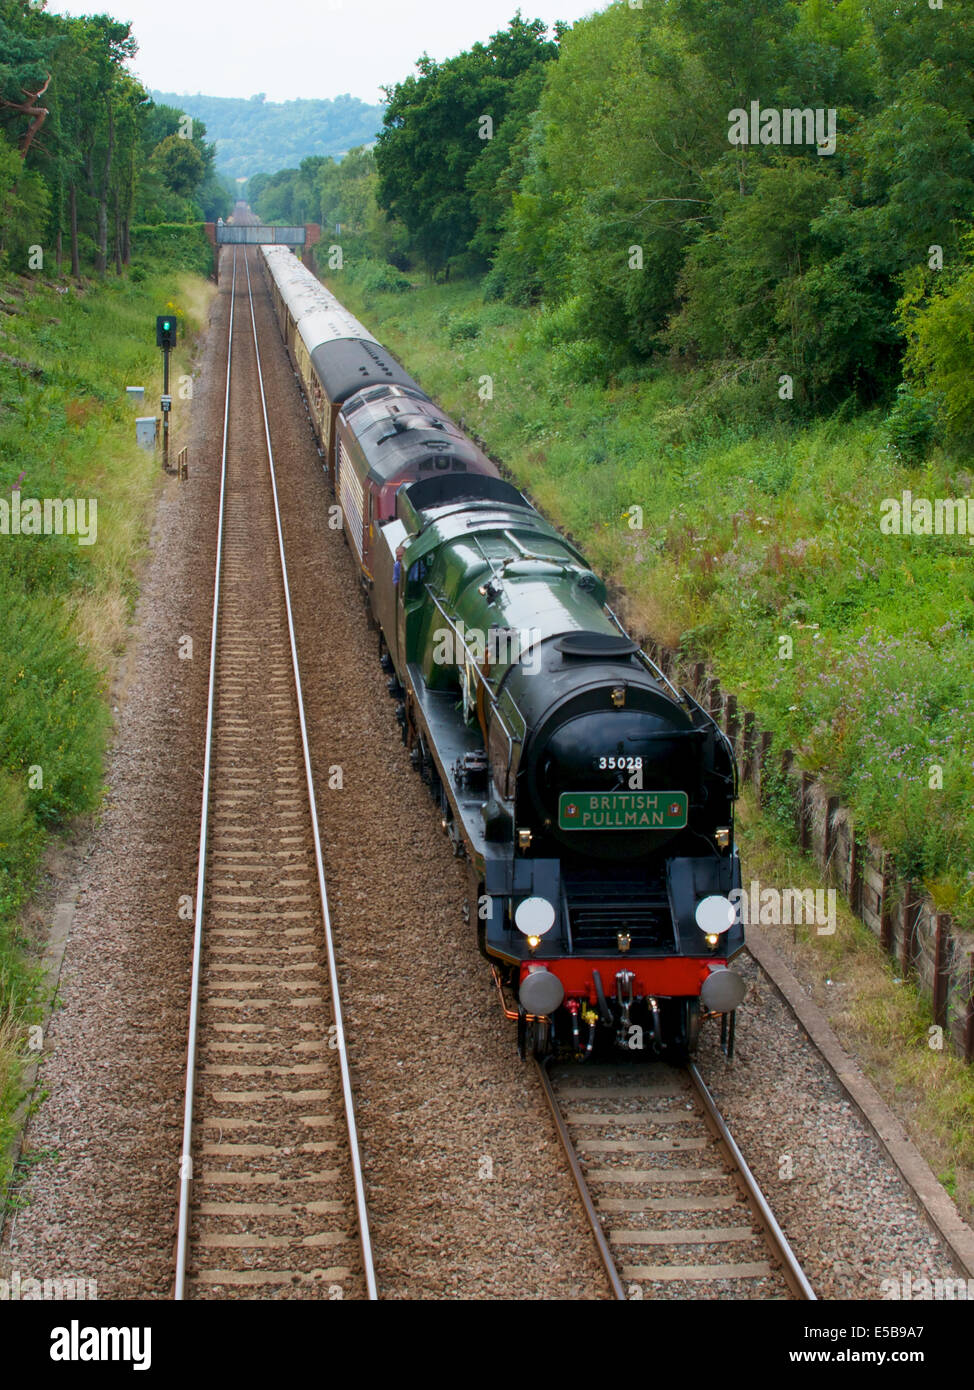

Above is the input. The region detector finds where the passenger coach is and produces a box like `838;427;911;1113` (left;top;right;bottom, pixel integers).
260;244;421;479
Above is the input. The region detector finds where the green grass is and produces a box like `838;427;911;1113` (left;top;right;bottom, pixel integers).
327;262;974;926
0;263;213;1196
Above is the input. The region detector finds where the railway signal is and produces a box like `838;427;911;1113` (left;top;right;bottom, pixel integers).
156;314;176;348
156;314;176;473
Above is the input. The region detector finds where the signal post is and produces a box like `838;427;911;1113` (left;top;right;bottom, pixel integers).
156;313;176;473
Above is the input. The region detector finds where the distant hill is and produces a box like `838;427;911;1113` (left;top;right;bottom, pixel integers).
150;91;386;182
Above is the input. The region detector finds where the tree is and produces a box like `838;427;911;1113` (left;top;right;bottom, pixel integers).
466;60;548;262
898;232;974;445
0;128;49;269
491;3;717;342
375;15;559;275
0;1;216;275
153;132;205;198
82;16;137;273
0;9;54;157
309;145;407;265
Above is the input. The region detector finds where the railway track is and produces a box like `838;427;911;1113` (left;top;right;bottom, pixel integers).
173;245;376;1300
535;1057;815;1301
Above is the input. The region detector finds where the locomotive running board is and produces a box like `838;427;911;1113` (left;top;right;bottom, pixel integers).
406;661;494;859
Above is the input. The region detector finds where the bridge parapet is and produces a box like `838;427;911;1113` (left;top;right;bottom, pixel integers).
202;223;322;280
215;224;308;245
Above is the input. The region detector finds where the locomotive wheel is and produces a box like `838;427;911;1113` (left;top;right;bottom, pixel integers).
666;999;701;1063
686;998;701;1056
525;1017;550;1060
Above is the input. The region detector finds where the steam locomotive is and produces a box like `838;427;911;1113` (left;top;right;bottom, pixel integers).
260;244;747;1060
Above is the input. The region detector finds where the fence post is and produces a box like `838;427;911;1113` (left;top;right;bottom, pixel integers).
708;678;720;720
880;854;894;953
798;771;811;851
900;881;916;977
965;952;974;1063
724;693;738;748
823;795;840;879
932;913;949;1029
756;730;772;802
702;675;715;718
849;832;861;918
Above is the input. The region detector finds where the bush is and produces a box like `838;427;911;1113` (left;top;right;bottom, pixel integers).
129;223;213;277
481;266;506;301
0;134;50;274
550;338;614;385
0;585;109;828
898;255;974;447
884;382;938;461
531;294;587;347
349;258;412;295
479;303;517;329
447;314;481;345
446;251;487;281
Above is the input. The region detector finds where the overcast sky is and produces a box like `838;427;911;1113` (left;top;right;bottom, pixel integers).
52;0;602;105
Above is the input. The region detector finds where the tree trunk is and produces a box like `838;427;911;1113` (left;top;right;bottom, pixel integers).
56;228;62;275
122;145;134;265
114;188;122;274
96;98;114;275
69;183;80;277
96;203;107;273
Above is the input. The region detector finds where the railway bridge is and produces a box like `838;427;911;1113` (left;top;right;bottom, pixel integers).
203;214;322;277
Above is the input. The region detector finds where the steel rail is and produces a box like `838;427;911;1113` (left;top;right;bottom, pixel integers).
686;1062;816;1300
535;1055;815;1302
243;251;377;1299
174;246;237;1299
533;1057;627;1300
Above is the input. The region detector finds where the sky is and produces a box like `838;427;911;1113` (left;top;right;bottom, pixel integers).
52;0;603;105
